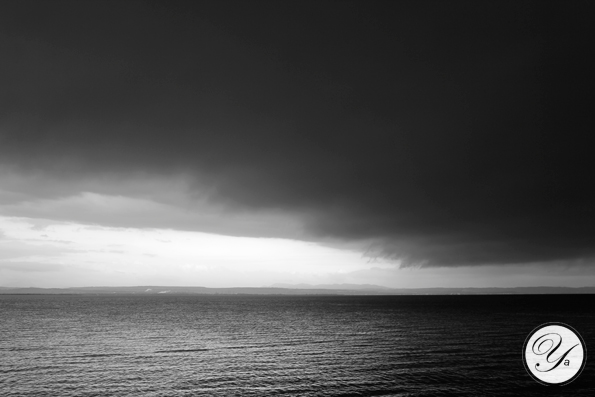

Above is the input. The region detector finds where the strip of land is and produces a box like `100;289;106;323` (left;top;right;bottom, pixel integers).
0;285;594;295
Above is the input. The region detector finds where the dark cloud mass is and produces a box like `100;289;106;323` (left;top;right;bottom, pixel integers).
1;0;594;266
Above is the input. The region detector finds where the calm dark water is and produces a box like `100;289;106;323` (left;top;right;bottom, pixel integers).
1;294;594;396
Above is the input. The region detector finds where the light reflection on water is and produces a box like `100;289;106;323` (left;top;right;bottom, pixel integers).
1;295;593;396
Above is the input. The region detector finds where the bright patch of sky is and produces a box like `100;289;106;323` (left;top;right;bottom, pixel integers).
2;213;594;289
0;215;397;288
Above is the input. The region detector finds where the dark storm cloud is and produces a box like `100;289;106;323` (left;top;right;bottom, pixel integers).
1;1;593;266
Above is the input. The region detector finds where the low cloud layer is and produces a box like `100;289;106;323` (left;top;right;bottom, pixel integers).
1;1;593;268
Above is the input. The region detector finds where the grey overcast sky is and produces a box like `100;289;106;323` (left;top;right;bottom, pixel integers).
1;1;594;288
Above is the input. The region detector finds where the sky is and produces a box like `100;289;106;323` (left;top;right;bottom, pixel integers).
1;1;594;288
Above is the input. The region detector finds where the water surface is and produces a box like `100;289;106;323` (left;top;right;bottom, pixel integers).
1;294;594;396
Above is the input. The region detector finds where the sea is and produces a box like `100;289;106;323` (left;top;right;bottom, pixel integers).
1;294;594;396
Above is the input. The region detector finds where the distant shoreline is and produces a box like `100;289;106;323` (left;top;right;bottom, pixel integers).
1;285;594;296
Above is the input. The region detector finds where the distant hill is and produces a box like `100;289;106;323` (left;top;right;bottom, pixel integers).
269;283;394;291
0;285;594;295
